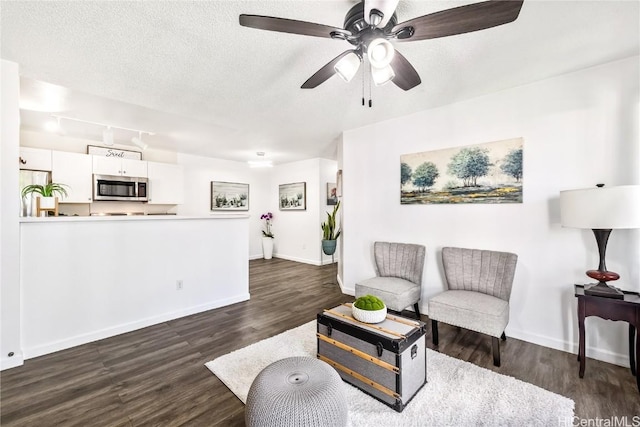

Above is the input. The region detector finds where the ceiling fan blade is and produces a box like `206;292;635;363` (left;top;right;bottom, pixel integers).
392;0;524;42
364;0;400;28
390;51;421;91
239;15;350;39
301;50;356;89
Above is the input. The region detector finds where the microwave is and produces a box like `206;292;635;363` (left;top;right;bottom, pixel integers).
93;174;148;202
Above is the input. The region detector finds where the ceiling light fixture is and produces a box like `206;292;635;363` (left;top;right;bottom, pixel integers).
371;64;395;86
248;160;273;168
102;127;114;146
49;115;154;149
248;151;273;168
44;116;63;133
131;131;148;151
367;38;395;69
334;51;362;82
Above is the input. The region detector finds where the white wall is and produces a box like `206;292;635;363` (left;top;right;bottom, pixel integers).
176;152;271;259
341;56;640;367
1;60;23;370
176;155;338;264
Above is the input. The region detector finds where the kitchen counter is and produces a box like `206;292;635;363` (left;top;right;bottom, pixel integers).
20;214;249;223
20;214;250;359
19;213;249;222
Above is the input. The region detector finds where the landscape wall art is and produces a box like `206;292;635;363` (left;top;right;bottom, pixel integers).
400;138;523;204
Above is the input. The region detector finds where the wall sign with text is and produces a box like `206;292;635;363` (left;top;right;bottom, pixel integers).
87;145;142;160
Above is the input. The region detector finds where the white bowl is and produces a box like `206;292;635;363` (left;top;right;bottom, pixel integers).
352;304;387;324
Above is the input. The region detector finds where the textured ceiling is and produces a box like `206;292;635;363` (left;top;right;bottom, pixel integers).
1;1;638;165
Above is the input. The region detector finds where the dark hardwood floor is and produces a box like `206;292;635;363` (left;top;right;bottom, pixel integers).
1;258;638;426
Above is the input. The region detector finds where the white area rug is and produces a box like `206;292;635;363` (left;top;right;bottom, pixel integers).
206;321;574;426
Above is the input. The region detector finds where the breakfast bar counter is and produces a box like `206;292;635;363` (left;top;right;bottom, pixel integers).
19;214;250;359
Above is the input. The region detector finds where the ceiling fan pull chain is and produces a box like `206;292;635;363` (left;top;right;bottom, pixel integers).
368;61;372;108
361;58;365;106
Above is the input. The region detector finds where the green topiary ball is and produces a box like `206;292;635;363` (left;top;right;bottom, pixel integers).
353;295;385;311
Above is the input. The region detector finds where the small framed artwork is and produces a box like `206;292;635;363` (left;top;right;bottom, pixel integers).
211;181;249;211
279;182;306;210
326;183;338;205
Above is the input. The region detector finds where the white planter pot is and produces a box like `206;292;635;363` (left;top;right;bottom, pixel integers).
39;196;56;209
262;237;274;260
352;305;387;324
37;196;57;217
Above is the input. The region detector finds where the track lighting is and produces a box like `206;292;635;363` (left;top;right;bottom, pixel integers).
48;115;154;149
131;132;148;151
44;116;63;134
102;127;114;146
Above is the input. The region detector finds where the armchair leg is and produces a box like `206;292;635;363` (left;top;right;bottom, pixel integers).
413;303;421;320
432;320;439;346
492;336;501;367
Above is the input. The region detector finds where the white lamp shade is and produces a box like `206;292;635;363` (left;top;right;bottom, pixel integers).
371;64;395;86
367;38;394;69
334;52;361;82
560;185;640;229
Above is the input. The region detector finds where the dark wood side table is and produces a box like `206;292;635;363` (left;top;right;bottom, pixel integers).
574;284;640;393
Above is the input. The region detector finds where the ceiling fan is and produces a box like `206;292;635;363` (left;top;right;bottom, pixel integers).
239;0;524;91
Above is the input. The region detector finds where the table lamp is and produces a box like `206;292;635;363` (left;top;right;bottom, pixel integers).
560;184;640;299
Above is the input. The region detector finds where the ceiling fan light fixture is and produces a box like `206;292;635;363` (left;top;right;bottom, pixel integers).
371;64;395;86
368;9;383;27
367;38;394;69
334;52;361;82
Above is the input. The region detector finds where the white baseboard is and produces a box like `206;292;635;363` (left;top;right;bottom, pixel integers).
273;253;321;266
23;293;250;360
1;351;24;371
507;327;629;368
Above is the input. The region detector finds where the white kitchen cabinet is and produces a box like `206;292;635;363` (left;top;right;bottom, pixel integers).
147;161;184;204
92;156;147;177
52;151;93;203
19;147;52;171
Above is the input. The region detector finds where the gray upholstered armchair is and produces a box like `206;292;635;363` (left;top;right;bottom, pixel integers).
355;242;426;320
428;247;518;367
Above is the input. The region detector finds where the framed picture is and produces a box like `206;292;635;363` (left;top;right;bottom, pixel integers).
326;182;338;205
279;182;306;210
400;137;523;204
211;181;249;211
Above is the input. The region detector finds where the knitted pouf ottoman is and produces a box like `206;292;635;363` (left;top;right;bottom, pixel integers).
245;356;348;427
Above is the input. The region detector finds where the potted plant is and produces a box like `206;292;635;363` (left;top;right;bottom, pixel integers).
21;182;69;216
260;212;274;259
352;295;387;323
321;201;341;256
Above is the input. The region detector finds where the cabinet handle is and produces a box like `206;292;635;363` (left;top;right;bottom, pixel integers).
19;157;26;165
